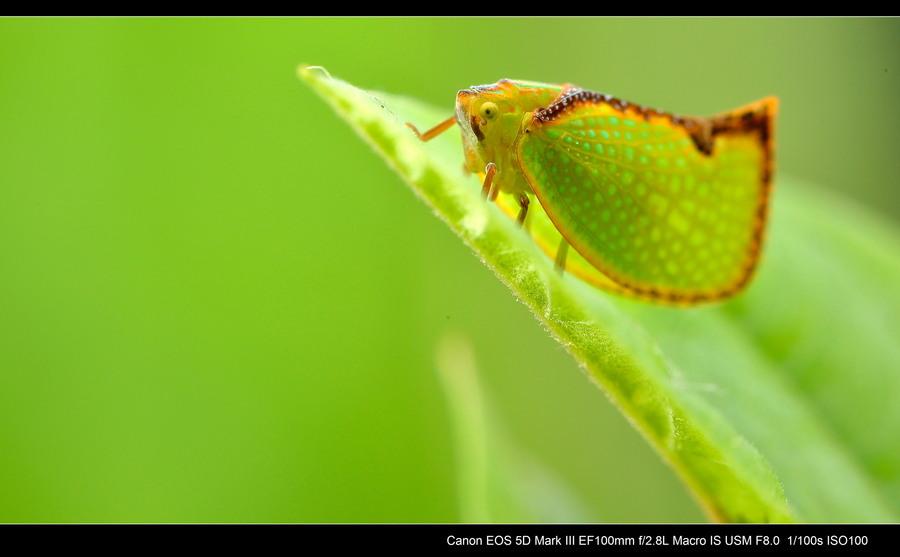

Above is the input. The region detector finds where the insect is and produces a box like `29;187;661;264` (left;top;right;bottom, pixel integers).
408;80;777;304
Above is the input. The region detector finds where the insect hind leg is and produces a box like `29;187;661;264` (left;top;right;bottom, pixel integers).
554;237;569;274
516;192;529;227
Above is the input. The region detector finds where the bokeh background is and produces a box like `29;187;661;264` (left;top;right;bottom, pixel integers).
1;18;898;522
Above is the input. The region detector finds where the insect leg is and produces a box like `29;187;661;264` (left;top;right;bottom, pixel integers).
481;162;497;199
406;115;457;142
488;184;500;202
516;192;529;227
554;237;569;274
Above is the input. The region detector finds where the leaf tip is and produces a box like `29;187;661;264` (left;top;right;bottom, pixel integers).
297;64;333;82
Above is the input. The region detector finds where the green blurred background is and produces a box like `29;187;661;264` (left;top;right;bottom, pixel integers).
1;18;898;522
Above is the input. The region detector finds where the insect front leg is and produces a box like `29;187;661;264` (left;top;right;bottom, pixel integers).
481;162;498;200
406;115;457;142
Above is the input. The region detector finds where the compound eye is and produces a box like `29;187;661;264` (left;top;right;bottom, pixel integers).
479;102;499;122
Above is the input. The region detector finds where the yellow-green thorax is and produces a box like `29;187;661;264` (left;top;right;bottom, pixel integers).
455;80;565;196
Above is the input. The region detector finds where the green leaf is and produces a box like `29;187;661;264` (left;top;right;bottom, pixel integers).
299;66;900;523
435;333;594;523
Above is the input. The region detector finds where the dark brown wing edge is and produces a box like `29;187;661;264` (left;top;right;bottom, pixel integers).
699;96;779;302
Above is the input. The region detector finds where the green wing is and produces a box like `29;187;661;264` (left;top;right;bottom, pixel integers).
516;94;775;303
